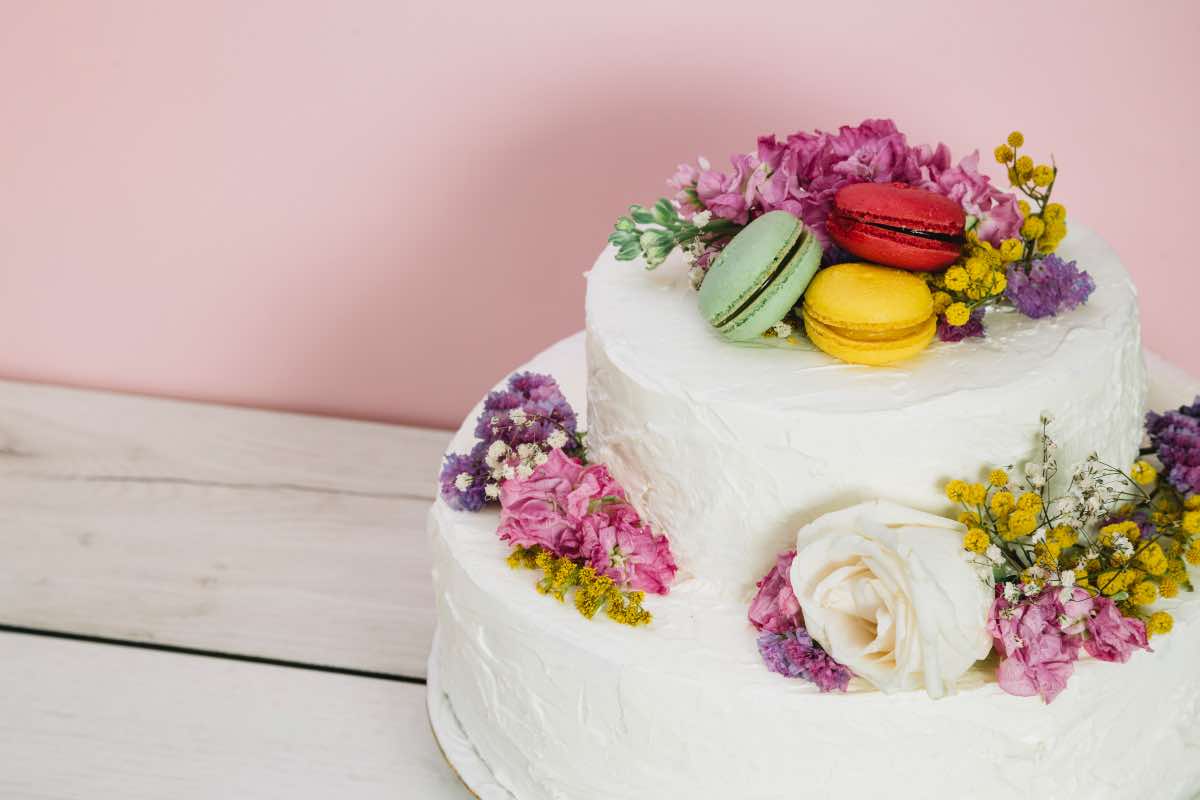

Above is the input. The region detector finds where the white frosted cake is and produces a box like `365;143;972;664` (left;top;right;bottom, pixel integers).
428;122;1200;799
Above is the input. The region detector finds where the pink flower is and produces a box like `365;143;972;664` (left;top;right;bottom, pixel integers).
564;462;626;520
916;150;1021;245
987;589;1084;703
1084;596;1150;663
748;550;801;634
695;153;758;224
497;449;588;555
578;505;677;595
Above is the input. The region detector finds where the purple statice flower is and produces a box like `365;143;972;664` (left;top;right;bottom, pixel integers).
757;629;852;693
1005;254;1096;320
937;306;987;343
1146;398;1200;496
438;448;490;512
474;372;578;447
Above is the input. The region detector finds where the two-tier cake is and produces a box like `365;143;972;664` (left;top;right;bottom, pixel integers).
427;122;1200;799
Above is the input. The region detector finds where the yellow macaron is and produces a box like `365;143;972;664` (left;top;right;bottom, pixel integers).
801;262;936;366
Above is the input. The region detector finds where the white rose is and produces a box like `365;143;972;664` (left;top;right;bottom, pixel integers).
789;500;993;698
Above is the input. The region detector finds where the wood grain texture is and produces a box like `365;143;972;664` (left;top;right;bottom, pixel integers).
0;378;451;677
0;631;472;800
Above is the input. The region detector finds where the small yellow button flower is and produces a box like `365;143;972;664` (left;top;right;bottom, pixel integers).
963;528;990;554
945;479;969;503
1183;510;1200;535
990;490;1016;517
1017;199;1031;217
1130;580;1158;606
1147;611;1173;637
1020;216;1046;240
1184;494;1200;511
988;468;1009;487
998;238;1023;262
1017;492;1043;513
1048;525;1077;549
1008;508;1038;537
932;291;952;314
1160;576;1180;599
965;482;988;505
959;510;981;527
965;257;989;280
1130;460;1158;485
1043;203;1066;224
1137;541;1169;576
994;144;1014;163
944;267;969;291
1031;165;1054;187
1015;155;1034;178
945;302;971;327
1007;131;1025;148
1186;538;1200;566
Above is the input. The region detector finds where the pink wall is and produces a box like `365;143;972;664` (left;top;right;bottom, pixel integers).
2;1;1197;430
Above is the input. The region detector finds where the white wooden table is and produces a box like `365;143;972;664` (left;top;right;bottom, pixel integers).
0;379;472;798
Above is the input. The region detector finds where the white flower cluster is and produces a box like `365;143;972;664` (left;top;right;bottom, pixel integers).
477;408;576;495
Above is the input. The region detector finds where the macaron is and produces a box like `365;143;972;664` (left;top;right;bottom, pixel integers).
801;262;936;366
827;182;966;271
697;210;822;342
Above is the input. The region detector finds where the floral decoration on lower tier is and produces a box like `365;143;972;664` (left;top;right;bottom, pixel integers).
610;120;1096;366
439;372;677;626
750;397;1200;702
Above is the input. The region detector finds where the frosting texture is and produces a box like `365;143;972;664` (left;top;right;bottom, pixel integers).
585;225;1146;595
430;333;1200;800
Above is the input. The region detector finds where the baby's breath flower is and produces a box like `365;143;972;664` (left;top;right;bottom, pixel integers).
771;321;793;338
546;428;569;450
484;482;501;499
454;472;474;491
986;544;1005;565
691;209;712;228
485;440;510;467
1003;582;1022;603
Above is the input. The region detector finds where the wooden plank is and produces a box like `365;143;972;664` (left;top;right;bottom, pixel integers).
0;632;472;800
0;378;450;500
0;378;450;677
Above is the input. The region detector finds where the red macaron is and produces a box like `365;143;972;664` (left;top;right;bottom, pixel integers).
827;182;966;271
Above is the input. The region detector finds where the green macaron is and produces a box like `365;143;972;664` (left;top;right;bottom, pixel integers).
697;210;823;342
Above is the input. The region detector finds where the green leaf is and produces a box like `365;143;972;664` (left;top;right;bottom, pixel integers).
616;241;642;261
613;216;635;233
629;204;655;225
652;198;678;227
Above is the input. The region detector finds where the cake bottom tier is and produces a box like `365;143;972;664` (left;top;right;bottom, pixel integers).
429;333;1200;800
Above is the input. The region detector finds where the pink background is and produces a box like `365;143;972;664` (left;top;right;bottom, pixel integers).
2;1;1197;430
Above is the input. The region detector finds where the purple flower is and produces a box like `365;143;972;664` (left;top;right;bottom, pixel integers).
1006;254;1096;319
438;448;490;512
757;629;852;693
1146;398;1200;496
1084;596;1150;663
937;306;987;343
748;550;801;634
578;504;677;595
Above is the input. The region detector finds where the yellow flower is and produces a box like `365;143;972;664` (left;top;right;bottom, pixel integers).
958;510;981;527
932;291;952;314
1185;538;1200;566
945;479;969;504
1182;510;1200;535
1031;165;1054;187
964;257;989;280
1048;525;1077;549
1020;216;1046;239
964;482;987;505
1096;568;1141;596
990;490;1016;517
1041;220;1068;243
988;468;1009;487
1015;155;1034;178
1017;199;1031;217
1137;541;1169;576
1007;131;1025;148
1160;576;1180;599
1016;492;1043;513
1098;520;1139;546
994;144;1014;163
998;238;1023;262
944;267;969;291
1130;460;1158;485
1008;508;1038;537
963;528;990;554
1168;559;1188;581
1043;203;1066;224
1147;611;1173;637
1130;580;1158;606
1035;240;1058;254
945;302;971;327
1185;495;1200;511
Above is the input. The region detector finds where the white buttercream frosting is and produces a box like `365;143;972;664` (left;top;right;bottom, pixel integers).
430;334;1200;800
586;225;1146;595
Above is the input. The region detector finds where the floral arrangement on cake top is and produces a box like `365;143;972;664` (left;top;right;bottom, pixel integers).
439;372;677;626
750;398;1200;702
609;121;1096;365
